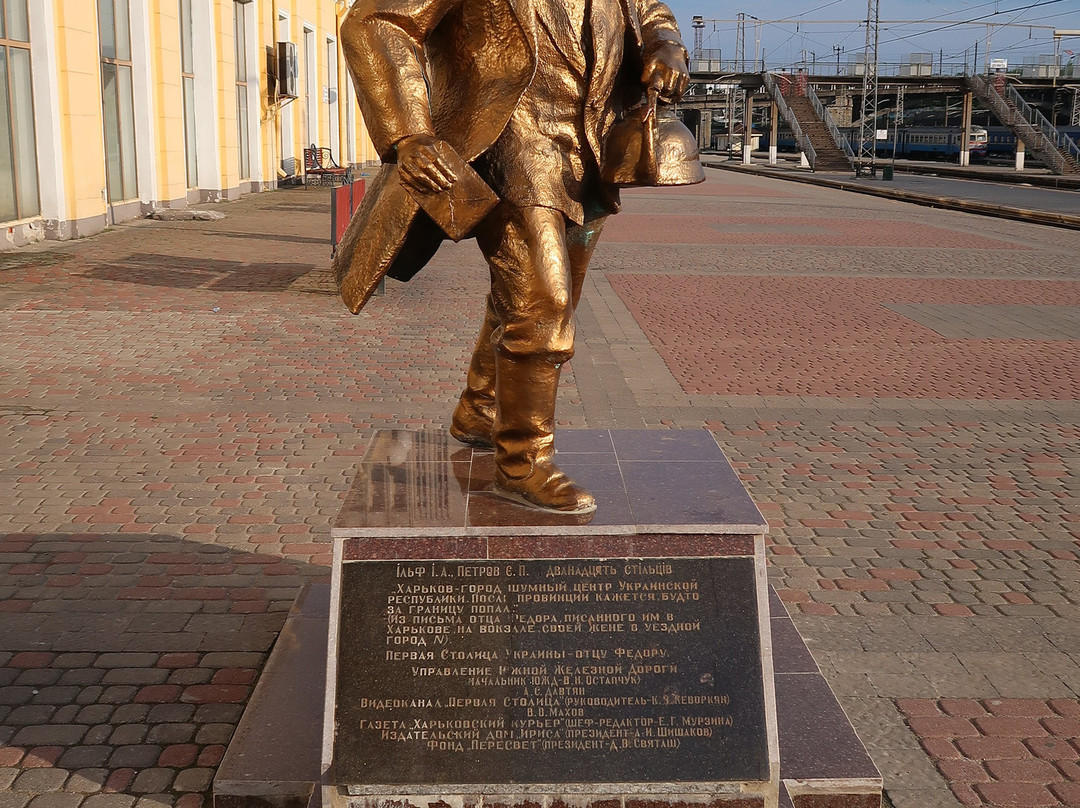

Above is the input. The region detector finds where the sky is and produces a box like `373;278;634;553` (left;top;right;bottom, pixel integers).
668;0;1080;71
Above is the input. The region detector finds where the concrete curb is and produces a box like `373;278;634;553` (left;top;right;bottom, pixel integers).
703;161;1080;231
893;162;1080;191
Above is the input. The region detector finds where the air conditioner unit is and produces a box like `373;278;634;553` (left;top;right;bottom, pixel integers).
277;41;298;100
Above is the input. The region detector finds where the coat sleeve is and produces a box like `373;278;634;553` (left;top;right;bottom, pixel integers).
635;0;688;61
340;0;462;160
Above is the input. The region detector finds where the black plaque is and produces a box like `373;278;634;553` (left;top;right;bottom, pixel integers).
331;558;768;785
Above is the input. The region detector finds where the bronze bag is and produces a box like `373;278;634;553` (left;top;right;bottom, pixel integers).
602;88;705;187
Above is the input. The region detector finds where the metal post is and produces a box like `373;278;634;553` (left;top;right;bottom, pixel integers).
736;12;745;72
742;92;753;164
856;0;880;176
769;100;778;164
960;91;973;167
726;86;735;160
1015;138;1026;171
891;86;904;167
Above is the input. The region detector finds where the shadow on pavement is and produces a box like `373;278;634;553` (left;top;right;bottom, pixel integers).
0;530;326;807
78;254;318;292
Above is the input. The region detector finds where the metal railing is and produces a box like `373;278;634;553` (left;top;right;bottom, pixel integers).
762;72;817;169
969;73;1080;173
692;60;976;77
1001;80;1080;167
805;82;855;166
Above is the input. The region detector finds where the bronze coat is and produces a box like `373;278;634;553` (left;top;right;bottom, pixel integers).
333;0;686;312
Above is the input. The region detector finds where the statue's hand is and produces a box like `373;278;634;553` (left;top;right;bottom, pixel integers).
642;45;689;102
395;134;458;193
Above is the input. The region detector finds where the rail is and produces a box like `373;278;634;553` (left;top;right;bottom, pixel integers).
690;60;1063;78
970;73;1080;174
805;82;855;166
1001;81;1080;167
762;72;818;170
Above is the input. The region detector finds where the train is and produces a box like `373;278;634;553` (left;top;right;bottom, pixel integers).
759;125;989;161
758;124;1080;163
983;126;1080;159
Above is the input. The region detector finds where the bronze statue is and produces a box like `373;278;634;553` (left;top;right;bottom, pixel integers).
335;0;701;515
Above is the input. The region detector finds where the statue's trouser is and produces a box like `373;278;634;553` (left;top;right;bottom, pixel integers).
453;204;606;511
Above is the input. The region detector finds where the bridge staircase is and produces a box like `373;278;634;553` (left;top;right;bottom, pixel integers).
968;74;1080;175
763;72;853;172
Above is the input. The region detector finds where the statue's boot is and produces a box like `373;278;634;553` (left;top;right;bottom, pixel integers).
491;353;595;514
450;302;498;449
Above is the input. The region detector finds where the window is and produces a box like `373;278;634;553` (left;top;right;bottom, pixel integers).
234;1;249;180
277;12;293;163
98;0;138;202
303;27;316;147
326;37;339;161
179;0;196;187
0;0;39;221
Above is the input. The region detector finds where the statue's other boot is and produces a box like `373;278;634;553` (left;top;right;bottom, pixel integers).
491;354;596;514
450;302;498;449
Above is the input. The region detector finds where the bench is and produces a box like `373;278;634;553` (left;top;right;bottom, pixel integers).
304;144;350;186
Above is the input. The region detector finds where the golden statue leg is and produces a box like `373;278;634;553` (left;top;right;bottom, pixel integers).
475;205;596;514
450;296;499;449
491;351;595;514
449;211;605;451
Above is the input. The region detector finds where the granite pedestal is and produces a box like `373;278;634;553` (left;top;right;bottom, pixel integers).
213;429;882;808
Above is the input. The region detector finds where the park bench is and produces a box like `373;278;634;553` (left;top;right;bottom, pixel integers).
304;144;350;186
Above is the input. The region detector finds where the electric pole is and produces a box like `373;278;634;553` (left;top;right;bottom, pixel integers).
857;0;880;176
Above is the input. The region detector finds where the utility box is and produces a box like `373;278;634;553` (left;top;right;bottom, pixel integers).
277;41;299;99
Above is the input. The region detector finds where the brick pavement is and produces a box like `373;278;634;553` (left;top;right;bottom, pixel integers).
2;173;1079;808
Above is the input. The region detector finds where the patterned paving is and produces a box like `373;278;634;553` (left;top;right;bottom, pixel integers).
1;173;1078;808
898;698;1080;807
882;304;1080;340
607;275;1080;399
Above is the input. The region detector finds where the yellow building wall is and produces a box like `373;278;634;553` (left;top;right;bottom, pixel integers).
6;0;382;241
256;3;277;185
151;0;188;204
55;0;108;225
216;0;240;192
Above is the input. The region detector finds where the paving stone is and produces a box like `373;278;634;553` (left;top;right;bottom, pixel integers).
10;725;87;747
172;768;214;793
50;704;80;724
11;768;69;793
14;670;62;688
145;723;196;744
6;705;58;725
108;704;149;725
30;686;81;705
107;745;162;769
57;746;112;770
81;725;112;746
129;769;175;795
193;723;235;744
64;769;110;794
107;725;148;745
26;796;85;808
80;797;136;808
133;797;174;808
145;704;194;724
3;178;1080;808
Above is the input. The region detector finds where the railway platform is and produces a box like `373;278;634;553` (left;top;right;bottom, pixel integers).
1;172;1078;808
705;156;1080;229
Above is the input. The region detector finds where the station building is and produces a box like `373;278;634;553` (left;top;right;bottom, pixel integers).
2;0;378;249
